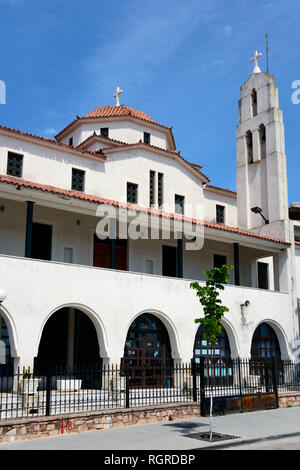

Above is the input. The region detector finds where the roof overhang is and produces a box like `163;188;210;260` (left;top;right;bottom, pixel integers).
0;174;290;251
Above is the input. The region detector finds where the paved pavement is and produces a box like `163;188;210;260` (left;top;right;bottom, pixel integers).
1;407;300;450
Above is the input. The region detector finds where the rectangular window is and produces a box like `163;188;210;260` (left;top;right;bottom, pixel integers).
144;132;150;144
101;128;109;138
7;152;23;178
295;234;300;242
149;170;155;207
214;254;227;268
71;168;85;192
68;137;73;146
257;262;269;289
127;182;138;204
216;205;225;224
63;247;73;263
175;194;185;215
158;172;163;209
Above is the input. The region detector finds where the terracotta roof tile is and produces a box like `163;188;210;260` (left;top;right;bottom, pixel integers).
0;174;290;246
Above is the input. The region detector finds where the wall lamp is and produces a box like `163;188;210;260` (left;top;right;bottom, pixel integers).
251;206;269;224
240;300;250;308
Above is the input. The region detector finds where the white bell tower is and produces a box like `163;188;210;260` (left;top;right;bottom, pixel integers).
236;51;289;240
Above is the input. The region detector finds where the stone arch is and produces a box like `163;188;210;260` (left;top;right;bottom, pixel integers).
34;303;109;368
249;320;291;360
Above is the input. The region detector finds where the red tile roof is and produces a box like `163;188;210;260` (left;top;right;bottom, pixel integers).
0;174;290;246
55;105;176;150
0;124;106;162
84;105;157;124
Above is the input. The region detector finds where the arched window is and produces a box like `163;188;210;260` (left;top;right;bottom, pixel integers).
246;131;253;163
251;89;257;117
193;325;231;362
259;124;266;159
193;324;232;386
251;323;281;358
123;313;173;388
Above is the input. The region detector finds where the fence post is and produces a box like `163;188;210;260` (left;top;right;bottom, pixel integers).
125;368;130;409
237;358;244;413
191;359;197;402
272;357;279;408
45;362;52;417
199;357;206;417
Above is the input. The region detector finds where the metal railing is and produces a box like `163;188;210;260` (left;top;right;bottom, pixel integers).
0;359;299;420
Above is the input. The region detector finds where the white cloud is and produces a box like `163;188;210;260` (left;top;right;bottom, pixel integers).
44;128;57;136
86;0;219;87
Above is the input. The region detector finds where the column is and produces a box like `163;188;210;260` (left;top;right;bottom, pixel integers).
109;218;116;269
233;243;240;286
25;201;34;258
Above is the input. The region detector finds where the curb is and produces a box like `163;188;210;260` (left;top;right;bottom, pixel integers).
194;431;300;450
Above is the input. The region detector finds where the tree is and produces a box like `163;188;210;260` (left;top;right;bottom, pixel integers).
190;264;232;442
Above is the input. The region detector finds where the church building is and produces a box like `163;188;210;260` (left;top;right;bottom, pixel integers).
0;52;299;387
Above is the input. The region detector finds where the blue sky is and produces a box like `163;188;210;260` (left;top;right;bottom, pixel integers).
0;0;299;202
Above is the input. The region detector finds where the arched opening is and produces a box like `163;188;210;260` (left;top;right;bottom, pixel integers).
251;89;257;116
250;322;283;384
34;307;102;377
259;124;266;159
251;322;281;358
193;324;232;386
0;314;14;375
246;131;253;163
122;313;173;388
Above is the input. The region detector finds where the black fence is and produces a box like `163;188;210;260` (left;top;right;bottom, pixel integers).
0;358;299;420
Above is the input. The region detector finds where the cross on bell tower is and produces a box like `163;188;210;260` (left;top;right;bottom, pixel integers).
113;87;123;106
251;50;262;74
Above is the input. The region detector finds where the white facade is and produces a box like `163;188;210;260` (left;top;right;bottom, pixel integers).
0;63;299;373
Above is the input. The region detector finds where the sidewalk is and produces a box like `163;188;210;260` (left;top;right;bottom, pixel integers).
0;407;300;450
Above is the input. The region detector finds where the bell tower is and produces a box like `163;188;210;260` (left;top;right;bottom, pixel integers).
236;51;289;240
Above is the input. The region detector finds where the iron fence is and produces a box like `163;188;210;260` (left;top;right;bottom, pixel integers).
0;358;299;420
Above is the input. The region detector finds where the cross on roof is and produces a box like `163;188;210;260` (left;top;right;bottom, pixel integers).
251;50;262;74
113;87;123;106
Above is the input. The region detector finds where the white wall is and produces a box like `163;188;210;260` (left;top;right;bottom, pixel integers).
60;120;169;150
0;254;294;369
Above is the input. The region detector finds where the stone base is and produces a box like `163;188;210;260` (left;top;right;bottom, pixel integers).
0;403;200;444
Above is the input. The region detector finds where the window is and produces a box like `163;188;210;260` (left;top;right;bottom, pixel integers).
175;194;184;215
7;152;23;178
68;137;73;146
127;182;138;204
101;128;109;138
214;254;227;268
295;234;300;242
251;89;257;117
259;124;266;159
216;205;225;224
149;170;155;207
72;168;85;192
257;262;269;289
246;131;253;163
63;247;73;263
158;172;164;209
143;132;150;144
